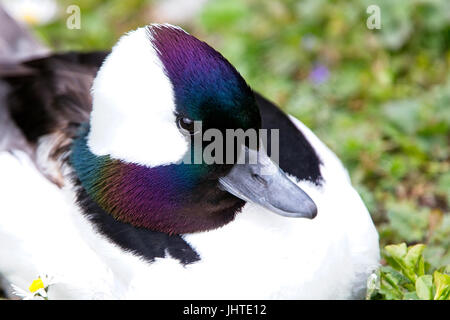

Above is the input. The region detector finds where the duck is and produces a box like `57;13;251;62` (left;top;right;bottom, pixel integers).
0;9;380;300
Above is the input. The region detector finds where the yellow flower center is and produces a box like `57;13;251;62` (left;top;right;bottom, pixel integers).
29;278;45;293
21;11;39;25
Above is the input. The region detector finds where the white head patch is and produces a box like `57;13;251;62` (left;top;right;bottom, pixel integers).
88;26;188;167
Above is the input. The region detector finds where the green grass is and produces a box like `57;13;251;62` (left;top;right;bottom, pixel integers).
29;0;450;299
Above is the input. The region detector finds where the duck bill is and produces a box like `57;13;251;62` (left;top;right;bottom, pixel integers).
219;146;317;219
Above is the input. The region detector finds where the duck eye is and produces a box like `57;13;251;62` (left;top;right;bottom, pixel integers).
176;116;196;135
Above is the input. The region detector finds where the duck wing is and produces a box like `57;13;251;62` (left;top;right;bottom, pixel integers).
0;52;108;185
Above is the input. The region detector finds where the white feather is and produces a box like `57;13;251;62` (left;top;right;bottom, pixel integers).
88;27;188;167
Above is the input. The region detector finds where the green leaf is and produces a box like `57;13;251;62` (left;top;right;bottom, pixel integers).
415;275;433;300
384;242;407;271
384;242;428;284
403;291;419;300
405;244;426;278
385;243;408;260
433;272;450;300
379;271;404;300
384;243;413;282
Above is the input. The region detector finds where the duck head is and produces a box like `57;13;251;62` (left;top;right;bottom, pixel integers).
71;24;317;234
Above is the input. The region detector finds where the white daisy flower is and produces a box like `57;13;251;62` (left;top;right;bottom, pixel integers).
11;274;56;300
0;0;59;26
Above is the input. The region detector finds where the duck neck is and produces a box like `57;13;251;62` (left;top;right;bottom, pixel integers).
70;124;244;235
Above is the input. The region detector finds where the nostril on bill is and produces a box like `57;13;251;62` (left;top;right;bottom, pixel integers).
251;173;267;186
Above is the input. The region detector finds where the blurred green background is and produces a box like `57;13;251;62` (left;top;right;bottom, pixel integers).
11;0;449;270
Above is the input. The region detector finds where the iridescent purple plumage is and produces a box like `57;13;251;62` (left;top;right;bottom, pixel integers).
148;24;259;127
